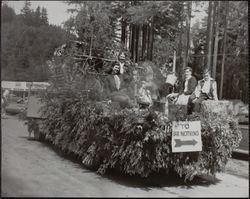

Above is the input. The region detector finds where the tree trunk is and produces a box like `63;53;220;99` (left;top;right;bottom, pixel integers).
137;25;141;62
205;1;212;67
212;1;220;79
149;17;154;61
135;25;140;62
183;1;192;70
141;24;146;61
219;1;229;99
177;21;183;76
129;24;134;60
147;25;151;60
211;1;217;59
121;18;126;46
133;25;137;62
125;25;129;50
207;1;214;70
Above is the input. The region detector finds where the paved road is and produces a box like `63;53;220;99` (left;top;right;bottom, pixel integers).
1;116;249;197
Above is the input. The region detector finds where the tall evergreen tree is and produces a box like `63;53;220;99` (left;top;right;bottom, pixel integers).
35;6;42;26
20;0;33;26
20;0;32;16
1;3;16;23
41;7;48;25
1;4;75;81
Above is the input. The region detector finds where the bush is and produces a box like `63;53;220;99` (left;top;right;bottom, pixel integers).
26;94;242;182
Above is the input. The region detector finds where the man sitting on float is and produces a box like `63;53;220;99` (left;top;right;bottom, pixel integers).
187;68;218;114
167;67;197;107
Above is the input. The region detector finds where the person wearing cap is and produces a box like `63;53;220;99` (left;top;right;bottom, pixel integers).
167;67;197;105
188;68;218;114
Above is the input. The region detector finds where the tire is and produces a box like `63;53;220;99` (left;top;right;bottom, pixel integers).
34;129;40;140
39;132;46;142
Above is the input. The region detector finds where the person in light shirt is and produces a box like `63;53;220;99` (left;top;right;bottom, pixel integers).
137;80;153;108
2;88;10;118
188;68;218;114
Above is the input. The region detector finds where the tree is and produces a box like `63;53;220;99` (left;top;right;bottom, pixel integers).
1;3;16;23
206;1;214;71
212;1;220;79
64;1;116;57
61;1;248;102
125;1;185;63
182;1;192;71
1;4;75;81
219;1;229;99
190;1;248;102
20;0;33;26
21;0;32;16
64;1;185;66
41;7;48;25
35;6;42;26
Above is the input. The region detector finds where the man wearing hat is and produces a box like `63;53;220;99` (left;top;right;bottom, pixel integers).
167;66;197;105
188;68;218;114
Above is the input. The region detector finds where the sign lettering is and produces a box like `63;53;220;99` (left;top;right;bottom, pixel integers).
172;121;202;153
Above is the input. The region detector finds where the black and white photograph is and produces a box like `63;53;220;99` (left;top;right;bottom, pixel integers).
1;1;249;197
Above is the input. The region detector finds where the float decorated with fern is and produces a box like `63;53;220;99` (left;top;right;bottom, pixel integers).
24;41;242;182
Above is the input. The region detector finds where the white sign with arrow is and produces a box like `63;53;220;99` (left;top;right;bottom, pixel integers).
172;121;202;153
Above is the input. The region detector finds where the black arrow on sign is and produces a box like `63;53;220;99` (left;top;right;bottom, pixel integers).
175;139;198;147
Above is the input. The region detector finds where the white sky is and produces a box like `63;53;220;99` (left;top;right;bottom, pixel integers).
5;1;207;27
5;1;73;27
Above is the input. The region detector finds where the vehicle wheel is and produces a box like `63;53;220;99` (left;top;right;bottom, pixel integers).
39;132;46;142
34;129;40;140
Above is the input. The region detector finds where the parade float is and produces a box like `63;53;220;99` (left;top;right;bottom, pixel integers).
24;41;242;182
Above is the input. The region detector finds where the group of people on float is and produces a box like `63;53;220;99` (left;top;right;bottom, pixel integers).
100;52;219;114
167;66;218;114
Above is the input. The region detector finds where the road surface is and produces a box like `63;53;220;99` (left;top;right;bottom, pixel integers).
1;116;249;197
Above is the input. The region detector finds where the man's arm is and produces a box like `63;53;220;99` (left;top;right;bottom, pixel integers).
194;81;201;98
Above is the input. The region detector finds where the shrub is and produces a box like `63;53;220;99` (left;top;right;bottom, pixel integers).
25;93;242;182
